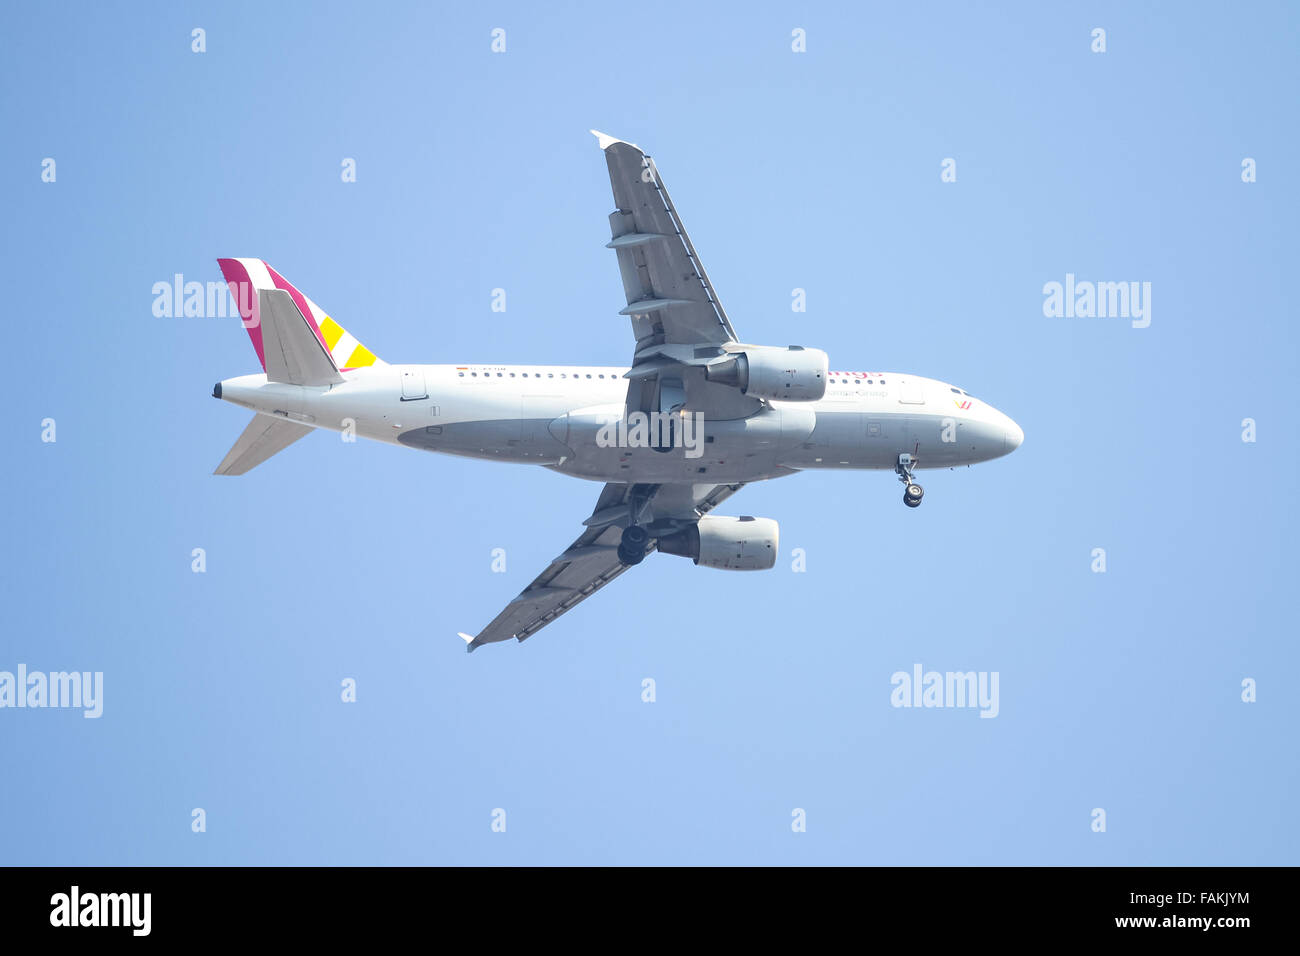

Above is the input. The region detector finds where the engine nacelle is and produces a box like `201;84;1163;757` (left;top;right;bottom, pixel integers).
657;515;779;571
705;345;828;402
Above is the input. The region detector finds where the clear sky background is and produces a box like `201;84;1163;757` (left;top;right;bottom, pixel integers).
2;1;1296;865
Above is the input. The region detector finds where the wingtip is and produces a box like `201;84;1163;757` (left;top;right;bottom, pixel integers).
590;129;637;151
458;632;477;654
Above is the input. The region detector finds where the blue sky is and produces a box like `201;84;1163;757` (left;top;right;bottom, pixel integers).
1;1;1296;864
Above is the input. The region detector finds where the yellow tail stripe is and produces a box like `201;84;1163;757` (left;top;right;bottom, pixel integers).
345;343;377;368
319;316;344;350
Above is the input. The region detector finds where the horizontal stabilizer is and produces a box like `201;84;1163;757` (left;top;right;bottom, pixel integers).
214;414;314;476
260;288;345;386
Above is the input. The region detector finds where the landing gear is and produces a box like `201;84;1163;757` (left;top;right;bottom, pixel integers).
617;525;651;566
896;453;924;509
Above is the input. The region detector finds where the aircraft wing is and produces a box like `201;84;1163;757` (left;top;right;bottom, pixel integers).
591;131;762;421
461;481;743;652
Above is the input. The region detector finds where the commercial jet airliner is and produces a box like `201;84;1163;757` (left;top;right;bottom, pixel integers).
211;131;1023;651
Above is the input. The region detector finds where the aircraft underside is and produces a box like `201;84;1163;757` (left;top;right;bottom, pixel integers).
391;398;1014;485
210;130;1023;650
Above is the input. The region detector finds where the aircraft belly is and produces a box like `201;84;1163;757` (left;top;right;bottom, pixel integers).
786;405;870;468
553;446;792;484
389;393;1009;473
542;402;814;483
396;417;564;463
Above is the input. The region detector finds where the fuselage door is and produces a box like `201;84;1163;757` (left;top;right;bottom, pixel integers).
400;367;428;401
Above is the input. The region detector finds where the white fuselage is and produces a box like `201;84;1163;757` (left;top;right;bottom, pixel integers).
217;363;1023;485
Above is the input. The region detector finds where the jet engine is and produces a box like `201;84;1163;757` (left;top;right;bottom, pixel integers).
656;515;779;570
705;345;828;401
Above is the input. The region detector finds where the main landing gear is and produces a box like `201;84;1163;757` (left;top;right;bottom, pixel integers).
617;488;655;566
896;453;924;509
617;524;651;566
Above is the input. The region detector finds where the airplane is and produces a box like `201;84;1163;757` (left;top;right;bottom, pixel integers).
211;130;1024;652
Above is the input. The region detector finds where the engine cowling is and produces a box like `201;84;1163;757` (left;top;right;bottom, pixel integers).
705;346;828;402
657;515;779;571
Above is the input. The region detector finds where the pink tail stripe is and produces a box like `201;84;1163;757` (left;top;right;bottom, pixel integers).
264;264;335;363
217;258;265;370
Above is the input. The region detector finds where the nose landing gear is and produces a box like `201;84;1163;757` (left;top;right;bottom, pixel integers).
896;453;924;508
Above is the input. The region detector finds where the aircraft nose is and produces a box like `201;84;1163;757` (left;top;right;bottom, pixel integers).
1004;418;1024;453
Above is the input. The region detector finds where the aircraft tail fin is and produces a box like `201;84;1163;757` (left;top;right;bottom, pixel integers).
217;258;386;373
214;414;314;476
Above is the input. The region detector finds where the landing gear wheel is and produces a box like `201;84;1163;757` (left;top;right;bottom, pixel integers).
895;452;924;509
617;525;651;566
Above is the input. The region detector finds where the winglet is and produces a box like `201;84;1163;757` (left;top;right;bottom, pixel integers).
458;632;477;654
590;129;637;151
